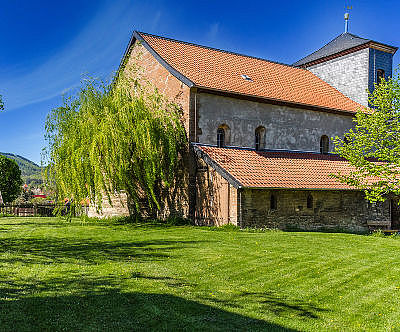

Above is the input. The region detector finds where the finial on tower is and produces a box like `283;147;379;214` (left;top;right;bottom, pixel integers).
344;5;352;33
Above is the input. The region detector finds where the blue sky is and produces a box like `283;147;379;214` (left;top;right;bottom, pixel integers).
1;0;399;164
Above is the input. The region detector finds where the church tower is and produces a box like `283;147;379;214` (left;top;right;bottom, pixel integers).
294;15;397;106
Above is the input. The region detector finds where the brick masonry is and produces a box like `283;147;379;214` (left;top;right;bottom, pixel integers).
195;161;238;226
90;41;194;219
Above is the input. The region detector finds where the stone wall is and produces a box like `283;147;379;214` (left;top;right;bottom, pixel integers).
239;189;390;233
196;92;354;153
307;48;370;106
88;193;129;218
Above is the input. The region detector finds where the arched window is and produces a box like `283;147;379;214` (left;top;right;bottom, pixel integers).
217;128;225;148
320;135;329;154
255;126;266;151
377;69;385;85
217;124;230;148
270;194;277;210
307;194;313;209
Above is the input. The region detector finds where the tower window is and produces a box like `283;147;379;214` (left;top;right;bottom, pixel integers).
270;194;277;210
377;69;385;85
307;194;313;209
320;135;329;154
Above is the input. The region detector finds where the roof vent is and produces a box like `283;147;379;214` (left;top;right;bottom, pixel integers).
241;74;253;82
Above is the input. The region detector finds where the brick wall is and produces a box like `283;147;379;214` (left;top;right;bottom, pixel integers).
126;42;192;136
90;40;195;219
195;160;238;226
239;189;390;233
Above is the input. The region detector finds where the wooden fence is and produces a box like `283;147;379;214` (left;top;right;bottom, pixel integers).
0;204;86;217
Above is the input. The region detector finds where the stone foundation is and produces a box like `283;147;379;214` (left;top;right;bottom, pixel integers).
239;189;391;233
87;193;129;219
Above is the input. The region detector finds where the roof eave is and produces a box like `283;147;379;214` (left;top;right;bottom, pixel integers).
194;144;361;191
297;41;398;68
244;186;360;191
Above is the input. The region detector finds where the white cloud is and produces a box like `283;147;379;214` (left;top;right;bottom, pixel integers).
1;0;134;111
206;22;220;41
151;10;162;30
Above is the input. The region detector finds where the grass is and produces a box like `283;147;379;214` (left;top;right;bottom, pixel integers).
0;218;399;331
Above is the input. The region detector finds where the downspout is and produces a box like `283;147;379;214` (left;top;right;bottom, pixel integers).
227;183;230;224
374;49;376;84
239;189;243;227
194;89;197;142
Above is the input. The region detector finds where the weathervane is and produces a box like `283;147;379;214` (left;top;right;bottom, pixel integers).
344;5;353;33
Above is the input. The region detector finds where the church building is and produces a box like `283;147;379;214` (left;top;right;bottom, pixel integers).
98;24;399;232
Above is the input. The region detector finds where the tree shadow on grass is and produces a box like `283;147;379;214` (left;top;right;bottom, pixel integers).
0;237;205;264
200;291;328;320
0;291;297;331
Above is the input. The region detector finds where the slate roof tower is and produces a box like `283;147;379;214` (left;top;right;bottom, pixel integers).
294;32;397;106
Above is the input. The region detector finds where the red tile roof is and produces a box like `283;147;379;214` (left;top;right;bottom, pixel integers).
137;32;363;113
195;145;372;190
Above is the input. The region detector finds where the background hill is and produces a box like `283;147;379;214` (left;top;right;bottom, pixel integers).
0;153;43;186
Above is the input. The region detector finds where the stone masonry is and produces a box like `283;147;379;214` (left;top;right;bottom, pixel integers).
308;47;394;107
196;92;354;153
239;189;390;233
307;48;370;106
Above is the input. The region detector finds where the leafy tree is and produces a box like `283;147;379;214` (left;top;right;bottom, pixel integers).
0;155;23;203
0;95;4;110
43;64;186;214
334;70;400;202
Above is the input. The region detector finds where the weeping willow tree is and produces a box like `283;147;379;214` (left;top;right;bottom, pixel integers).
43;65;187;215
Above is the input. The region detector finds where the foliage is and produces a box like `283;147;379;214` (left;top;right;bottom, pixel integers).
2;218;400;330
0;155;23;203
0;152;43;186
43;64;186;214
334;70;400;202
370;229;386;238
0;95;3;110
208;223;241;232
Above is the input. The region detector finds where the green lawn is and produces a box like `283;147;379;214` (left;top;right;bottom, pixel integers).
0;218;399;331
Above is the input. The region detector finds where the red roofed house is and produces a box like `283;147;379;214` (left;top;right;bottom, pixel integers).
94;28;399;232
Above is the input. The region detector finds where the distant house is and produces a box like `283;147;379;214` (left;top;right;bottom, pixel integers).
90;27;399;232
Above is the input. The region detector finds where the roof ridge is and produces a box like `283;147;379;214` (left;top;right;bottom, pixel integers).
294;32;397;67
293;33;370;66
344;32;370;41
137;31;307;71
